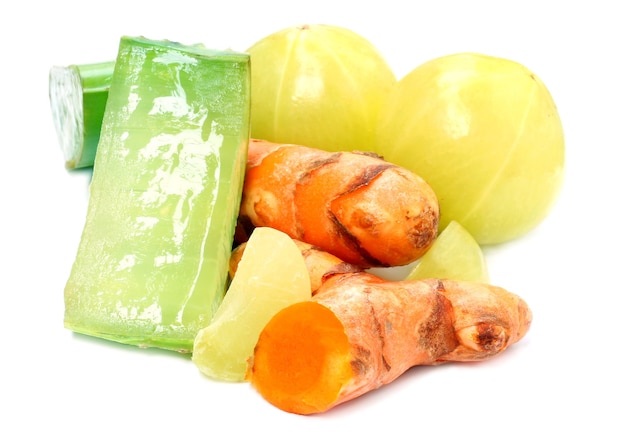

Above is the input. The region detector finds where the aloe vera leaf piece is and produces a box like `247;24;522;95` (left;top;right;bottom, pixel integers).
49;61;115;169
63;36;251;352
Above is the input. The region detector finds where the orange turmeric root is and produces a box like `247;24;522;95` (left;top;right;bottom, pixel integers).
229;239;363;295
238;139;440;268
247;272;532;415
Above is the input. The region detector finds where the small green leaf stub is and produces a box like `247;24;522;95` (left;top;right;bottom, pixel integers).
49;61;115;169
63;36;251;352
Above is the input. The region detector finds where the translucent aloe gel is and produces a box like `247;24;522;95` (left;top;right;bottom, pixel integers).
64;36;251;352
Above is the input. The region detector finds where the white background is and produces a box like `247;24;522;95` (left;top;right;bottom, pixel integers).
2;1;624;435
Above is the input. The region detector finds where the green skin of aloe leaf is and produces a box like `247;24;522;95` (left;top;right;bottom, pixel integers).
63;36;251;352
49;61;115;169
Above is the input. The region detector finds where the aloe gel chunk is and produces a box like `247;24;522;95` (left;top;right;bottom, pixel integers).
63;36;251;352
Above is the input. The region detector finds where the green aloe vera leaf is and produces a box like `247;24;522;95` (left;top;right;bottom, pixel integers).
63;36;251;352
49;61;115;169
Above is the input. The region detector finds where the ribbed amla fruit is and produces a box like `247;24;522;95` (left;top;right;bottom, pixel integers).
375;53;565;245
247;24;396;153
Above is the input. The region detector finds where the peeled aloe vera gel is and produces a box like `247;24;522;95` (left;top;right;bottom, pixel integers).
64;36;251;352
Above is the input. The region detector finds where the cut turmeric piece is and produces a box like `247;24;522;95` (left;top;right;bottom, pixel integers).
239;139;440;268
248;272;532;415
252;302;353;413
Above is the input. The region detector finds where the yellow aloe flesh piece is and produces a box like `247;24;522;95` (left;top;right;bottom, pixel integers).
192;227;311;382
63;36;251;352
406;220;489;283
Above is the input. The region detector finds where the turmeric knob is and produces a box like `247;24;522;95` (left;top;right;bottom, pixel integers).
239;139;440;268
248;272;532;415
